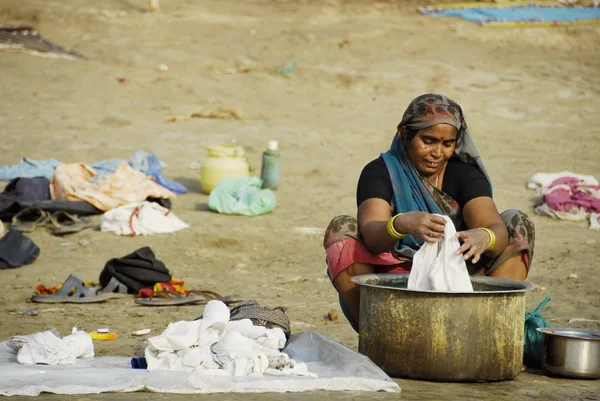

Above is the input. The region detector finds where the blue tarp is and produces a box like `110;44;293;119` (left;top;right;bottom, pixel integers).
421;5;600;25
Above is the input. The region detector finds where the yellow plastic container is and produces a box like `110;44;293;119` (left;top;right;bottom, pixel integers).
200;144;250;194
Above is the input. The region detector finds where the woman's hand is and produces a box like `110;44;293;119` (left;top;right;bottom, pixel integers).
455;229;492;263
397;212;446;243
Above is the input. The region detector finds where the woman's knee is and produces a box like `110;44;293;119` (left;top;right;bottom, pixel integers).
332;263;374;292
346;262;375;277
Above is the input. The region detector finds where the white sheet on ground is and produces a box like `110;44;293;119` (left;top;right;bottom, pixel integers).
0;331;400;396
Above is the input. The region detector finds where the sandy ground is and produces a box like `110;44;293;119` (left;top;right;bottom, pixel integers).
0;0;599;399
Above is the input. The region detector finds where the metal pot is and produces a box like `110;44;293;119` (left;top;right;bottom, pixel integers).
538;328;600;379
353;273;535;382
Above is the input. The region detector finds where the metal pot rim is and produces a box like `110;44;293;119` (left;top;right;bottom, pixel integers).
352;273;535;294
537;327;600;341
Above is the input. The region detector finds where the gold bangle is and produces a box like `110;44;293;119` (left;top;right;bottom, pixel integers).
387;214;407;240
480;227;496;251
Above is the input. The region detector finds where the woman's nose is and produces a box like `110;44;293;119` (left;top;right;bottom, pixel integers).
431;144;443;158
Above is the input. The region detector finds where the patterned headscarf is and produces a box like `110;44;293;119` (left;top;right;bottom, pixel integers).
381;93;491;256
397;93;490;177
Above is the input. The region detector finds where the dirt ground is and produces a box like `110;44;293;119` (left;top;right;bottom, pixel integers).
0;0;599;399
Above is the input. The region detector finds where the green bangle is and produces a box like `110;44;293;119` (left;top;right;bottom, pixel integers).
480;228;496;251
387;214;407;240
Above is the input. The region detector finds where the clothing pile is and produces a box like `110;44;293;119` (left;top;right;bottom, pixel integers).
0;151;188;237
528;172;600;230
145;300;311;378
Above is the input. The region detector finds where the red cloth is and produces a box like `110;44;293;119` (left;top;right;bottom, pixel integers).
543;177;600;213
326;238;411;281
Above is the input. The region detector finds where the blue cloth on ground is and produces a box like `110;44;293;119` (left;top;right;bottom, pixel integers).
145;154;188;194
422;5;600;25
130;357;148;369
0;158;62;180
90;150;168;179
91;151;186;193
0;151;187;194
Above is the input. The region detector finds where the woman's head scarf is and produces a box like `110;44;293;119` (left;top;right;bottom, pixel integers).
381;93;491;255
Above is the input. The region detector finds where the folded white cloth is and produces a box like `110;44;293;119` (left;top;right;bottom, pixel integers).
145;301;312;379
100;201;189;236
8;329;94;365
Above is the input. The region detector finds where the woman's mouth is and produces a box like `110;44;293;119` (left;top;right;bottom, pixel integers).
424;160;440;168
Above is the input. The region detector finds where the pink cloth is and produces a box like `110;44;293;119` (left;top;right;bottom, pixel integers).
542;177;600;213
326;238;411;282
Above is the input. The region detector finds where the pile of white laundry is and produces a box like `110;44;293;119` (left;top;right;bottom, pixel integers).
8;328;94;365
101;201;189;236
145;300;314;379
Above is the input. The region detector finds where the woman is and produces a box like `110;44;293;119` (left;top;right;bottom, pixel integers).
323;94;535;332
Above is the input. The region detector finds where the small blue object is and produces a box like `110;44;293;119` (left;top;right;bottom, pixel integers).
130;357;147;369
277;60;296;76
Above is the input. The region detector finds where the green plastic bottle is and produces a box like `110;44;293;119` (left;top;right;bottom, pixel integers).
260;140;280;189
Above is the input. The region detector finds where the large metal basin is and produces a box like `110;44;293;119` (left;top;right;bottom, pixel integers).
353;273;535;382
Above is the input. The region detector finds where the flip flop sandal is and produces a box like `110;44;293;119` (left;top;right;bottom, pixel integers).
31;274;117;303
134;290;243;307
134;290;206;306
10;207;49;232
188;290;244;306
49;211;92;235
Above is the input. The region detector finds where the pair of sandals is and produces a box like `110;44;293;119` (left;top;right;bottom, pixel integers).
11;207;92;235
31;274;242;306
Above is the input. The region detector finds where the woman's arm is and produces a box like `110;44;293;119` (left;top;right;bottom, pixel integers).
358;198;447;255
457;196;508;262
357;198;397;254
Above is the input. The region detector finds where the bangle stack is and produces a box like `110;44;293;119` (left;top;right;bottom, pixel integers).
387;214;407;240
480;227;496;251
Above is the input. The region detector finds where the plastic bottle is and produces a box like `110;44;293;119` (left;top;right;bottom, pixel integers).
260;140;280;190
200;144;250;194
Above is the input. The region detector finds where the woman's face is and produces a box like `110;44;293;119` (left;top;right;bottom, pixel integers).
406;124;458;179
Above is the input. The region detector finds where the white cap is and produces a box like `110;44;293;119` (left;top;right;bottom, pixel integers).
267;140;278;151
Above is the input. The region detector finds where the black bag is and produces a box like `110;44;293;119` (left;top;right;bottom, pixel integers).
99;247;171;294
